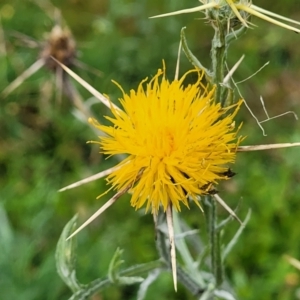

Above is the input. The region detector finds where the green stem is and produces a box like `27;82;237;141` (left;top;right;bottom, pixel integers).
211;20;227;106
206;19;228;288
204;195;223;287
69;260;163;300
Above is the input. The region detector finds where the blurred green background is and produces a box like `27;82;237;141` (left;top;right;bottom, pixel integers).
1;0;300;299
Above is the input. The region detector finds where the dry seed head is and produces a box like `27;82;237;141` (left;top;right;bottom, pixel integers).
40;25;76;71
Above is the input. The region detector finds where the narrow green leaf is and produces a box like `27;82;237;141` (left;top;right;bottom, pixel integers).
173;210;205;287
108;248;144;285
180;27;212;81
56;214;82;293
137;269;161;300
108;247;124;283
222;209;252;259
214;289;236;300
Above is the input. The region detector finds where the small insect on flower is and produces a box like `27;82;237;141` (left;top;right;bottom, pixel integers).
89;64;243;215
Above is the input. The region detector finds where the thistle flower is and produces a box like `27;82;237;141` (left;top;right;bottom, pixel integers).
90;66;243;214
151;0;300;33
58;60;300;291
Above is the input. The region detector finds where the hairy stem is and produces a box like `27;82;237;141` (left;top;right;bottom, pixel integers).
204;195;223;287
211;20;227;106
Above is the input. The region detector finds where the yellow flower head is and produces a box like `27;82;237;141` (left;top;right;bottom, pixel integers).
90;66;243;214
